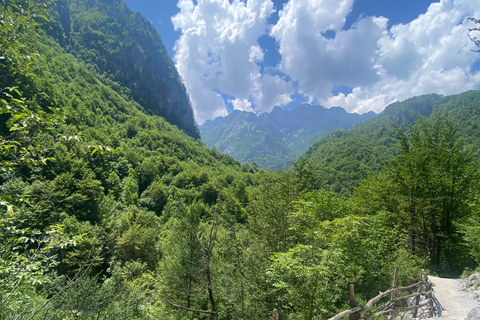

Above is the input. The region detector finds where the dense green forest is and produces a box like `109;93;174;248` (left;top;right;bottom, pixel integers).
48;0;199;138
303;92;480;195
1;1;480;319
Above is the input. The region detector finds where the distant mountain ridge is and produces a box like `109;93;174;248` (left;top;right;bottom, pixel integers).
199;105;377;169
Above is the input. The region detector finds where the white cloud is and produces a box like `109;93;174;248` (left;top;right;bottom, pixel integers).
230;98;253;112
173;0;291;124
173;0;480;124
249;45;264;63
252;74;293;112
326;87;388;114
228;99;253;112
271;0;385;98
274;0;480;114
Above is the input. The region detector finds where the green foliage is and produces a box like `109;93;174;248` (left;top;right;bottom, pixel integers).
304;92;480;195
49;261;152;319
268;213;421;319
48;0;199;138
355;116;478;275
156;201;207;318
460;194;480;266
3;0;480;318
0;2;81;317
0;220;61;319
122;176;139;205
139;180;167;214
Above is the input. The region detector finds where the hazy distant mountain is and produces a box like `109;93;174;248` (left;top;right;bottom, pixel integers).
199;105;377;169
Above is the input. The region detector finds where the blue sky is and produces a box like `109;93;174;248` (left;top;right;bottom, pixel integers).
123;0;480;124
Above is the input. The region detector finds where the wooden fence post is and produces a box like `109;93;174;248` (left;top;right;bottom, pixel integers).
412;269;425;318
425;280;434;317
411;287;422;318
388;266;399;320
348;283;362;320
421;269;435;317
327;268;436;320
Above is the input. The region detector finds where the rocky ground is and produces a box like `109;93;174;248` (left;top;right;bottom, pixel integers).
410;272;480;320
428;275;478;319
405;273;480;320
460;272;480;320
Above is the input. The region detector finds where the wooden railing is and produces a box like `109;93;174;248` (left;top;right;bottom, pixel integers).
328;267;436;320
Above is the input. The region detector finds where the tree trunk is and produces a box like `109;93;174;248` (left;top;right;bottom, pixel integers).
348;283;361;320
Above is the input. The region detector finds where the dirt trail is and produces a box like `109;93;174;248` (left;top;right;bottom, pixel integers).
429;276;479;320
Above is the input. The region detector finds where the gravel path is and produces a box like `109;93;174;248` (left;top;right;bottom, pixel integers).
429;276;480;320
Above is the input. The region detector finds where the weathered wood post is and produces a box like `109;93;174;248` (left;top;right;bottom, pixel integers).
387;266;399;320
423;270;434;317
348;283;362;320
411;286;422;318
412;269;425;318
272;308;279;320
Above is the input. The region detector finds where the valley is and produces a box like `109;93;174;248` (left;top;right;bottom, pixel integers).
200;105;376;169
0;0;479;319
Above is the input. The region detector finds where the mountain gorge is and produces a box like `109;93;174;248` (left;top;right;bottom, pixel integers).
200;104;376;169
1;0;480;319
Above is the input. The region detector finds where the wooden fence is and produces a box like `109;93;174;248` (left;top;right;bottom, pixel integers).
327;267;436;320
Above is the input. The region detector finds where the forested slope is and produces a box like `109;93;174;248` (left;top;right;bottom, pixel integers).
47;0;199;138
303;91;480;194
1;1;480;320
201;110;290;169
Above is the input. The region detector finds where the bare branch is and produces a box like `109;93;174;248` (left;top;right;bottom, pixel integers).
365;281;424;309
327;306;363;320
196;233;207;253
468;17;480;52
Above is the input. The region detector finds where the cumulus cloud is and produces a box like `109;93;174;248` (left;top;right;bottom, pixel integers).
252;74;293;112
272;0;480;114
271;0;385;98
249;45;264;63
172;0;294;124
230;98;253;112
173;0;480;123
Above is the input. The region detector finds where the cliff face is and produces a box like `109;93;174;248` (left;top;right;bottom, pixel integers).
48;0;199;138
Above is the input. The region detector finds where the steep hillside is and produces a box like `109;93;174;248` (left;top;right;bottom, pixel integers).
303;91;480;194
47;0;199;138
3;2;480;319
0;1;272;317
200;104;376;169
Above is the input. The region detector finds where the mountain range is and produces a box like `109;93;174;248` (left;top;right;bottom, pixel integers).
199;104;376;169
